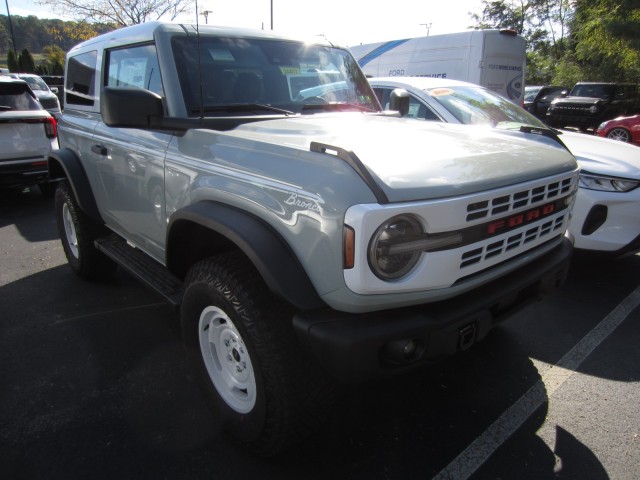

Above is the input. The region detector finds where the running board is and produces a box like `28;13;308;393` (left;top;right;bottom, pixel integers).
95;236;183;308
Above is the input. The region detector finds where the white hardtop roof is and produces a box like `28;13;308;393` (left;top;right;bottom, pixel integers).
69;21;336;54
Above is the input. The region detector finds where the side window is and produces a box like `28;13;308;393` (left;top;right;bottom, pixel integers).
66;51;97;106
105;44;164;97
373;86;441;121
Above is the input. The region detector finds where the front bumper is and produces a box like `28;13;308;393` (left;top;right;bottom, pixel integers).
293;238;573;382
569;186;640;255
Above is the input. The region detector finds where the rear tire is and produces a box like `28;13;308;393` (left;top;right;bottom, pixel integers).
181;252;335;456
55;181;117;280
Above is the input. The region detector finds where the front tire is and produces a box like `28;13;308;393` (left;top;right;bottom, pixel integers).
606;127;632;143
55;181;117;280
181;252;334;456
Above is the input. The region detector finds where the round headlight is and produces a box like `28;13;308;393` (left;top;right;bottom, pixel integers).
368;215;424;280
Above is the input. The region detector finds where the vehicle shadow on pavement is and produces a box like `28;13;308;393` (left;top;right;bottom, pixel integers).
0;187;59;243
0;256;624;479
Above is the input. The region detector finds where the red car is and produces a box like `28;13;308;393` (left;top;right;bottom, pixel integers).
595;114;640;146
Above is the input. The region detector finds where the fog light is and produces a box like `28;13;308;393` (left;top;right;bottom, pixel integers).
403;340;416;357
380;338;424;365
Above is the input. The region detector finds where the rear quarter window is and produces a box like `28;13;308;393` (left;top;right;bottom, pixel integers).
66;51;98;106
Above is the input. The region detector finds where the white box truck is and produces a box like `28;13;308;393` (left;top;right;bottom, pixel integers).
350;29;526;104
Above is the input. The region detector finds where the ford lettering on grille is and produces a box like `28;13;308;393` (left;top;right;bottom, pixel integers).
487;202;556;236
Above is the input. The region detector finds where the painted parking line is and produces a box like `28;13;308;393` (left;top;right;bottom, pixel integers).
433;285;640;480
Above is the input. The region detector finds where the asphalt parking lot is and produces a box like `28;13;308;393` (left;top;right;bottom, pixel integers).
1;187;639;480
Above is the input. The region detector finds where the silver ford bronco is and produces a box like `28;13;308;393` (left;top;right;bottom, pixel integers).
49;22;579;455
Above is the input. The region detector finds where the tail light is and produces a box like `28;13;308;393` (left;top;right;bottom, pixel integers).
43;116;58;139
24;116;58;139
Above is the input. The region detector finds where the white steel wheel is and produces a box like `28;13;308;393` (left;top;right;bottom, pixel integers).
62;201;80;259
54;181;117;280
198;305;257;414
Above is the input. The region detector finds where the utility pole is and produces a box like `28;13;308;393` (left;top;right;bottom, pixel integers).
4;0;17;58
420;23;432;36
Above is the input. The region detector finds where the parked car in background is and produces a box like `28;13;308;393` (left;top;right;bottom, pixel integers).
370;77;640;256
524;85;567;119
545;82;640;131
595;114;640;146
2;73;62;119
0;76;59;195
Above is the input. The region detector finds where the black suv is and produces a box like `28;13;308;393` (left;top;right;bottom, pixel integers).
545;82;640;131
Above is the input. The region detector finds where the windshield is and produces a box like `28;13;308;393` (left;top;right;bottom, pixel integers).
21;76;48;91
425;86;547;129
569;84;614;99
524;87;541;102
172;36;379;116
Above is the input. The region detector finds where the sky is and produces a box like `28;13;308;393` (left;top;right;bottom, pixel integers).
4;0;484;47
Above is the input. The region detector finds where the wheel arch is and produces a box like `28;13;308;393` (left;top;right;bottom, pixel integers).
48;148;104;223
167;201;325;311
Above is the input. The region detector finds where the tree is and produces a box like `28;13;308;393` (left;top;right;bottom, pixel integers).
569;0;640;82
7;49;19;71
18;48;36;72
36;0;193;27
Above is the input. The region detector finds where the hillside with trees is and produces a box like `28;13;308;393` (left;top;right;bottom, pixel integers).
0;15;114;73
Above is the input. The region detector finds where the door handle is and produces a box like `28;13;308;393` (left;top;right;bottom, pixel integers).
91;144;108;155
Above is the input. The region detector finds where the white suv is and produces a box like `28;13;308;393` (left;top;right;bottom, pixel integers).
0;76;59;195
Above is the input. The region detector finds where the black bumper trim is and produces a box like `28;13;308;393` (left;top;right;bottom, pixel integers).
293;238;573;382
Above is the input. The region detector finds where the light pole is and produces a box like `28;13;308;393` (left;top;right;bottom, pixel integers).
270;0;273;30
4;0;17;59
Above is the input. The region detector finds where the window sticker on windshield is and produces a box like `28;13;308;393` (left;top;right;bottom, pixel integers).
428;88;455;97
208;49;235;62
280;66;300;75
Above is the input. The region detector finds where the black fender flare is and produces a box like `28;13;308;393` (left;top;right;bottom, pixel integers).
167;201;325;311
48;148;104;223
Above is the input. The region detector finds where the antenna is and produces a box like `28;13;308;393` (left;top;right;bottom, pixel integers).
420;23;432;36
195;0;204;118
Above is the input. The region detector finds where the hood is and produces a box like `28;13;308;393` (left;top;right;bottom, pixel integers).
229;114;577;202
559;130;640;178
554;96;603;106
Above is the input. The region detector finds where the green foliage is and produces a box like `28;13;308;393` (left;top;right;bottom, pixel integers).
7;49;19;71
0;14;114;57
571;0;640;82
0;14;114;71
18;48;36;73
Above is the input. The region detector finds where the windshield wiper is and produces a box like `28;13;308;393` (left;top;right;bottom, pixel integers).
196;103;295;115
0;106;14;111
301;102;374;113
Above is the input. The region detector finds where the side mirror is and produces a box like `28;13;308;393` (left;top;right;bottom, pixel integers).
50;86;59;94
101;86;164;128
389;88;410;117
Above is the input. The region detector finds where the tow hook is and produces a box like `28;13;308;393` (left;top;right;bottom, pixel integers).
458;323;477;351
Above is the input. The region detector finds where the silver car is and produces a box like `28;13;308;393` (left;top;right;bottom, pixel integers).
6;73;62;119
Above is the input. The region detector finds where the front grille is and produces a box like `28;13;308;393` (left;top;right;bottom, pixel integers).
460;214;567;268
466;177;573;222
